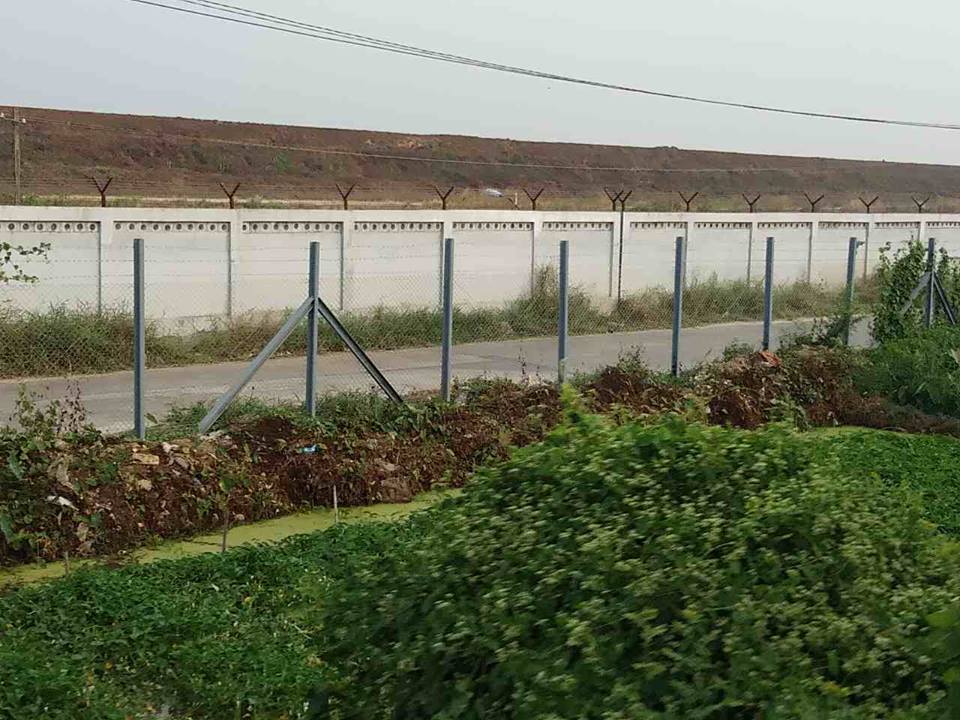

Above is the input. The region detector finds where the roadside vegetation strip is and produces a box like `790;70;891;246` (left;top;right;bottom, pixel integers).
5;319;960;569
0;273;859;378
0;489;453;588
0;380;561;567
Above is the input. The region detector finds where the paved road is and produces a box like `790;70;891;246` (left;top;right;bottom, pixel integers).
0;318;869;432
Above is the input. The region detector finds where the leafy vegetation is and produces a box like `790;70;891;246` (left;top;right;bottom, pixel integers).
7;233;960;718
314;412;960;718
856;325;960;417
0;378;558;566
0;237;49;285
5;417;960;718
813;427;960;535
872;239;960;343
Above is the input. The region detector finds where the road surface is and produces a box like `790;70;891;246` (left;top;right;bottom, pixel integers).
0;318;869;432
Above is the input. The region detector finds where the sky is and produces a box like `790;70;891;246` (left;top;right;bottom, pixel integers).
2;0;959;165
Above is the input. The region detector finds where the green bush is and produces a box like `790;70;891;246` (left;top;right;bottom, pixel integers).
872;240;960;343
858;325;960;417
314;413;960;719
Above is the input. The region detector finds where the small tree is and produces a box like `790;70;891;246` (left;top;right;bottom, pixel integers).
872;239;960;343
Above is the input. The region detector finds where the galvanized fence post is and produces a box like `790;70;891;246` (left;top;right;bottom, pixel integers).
843;236;858;346
925;237;937;328
558;240;569;383
133;238;146;440
306;242;320;417
671;236;685;376
762;236;775;350
440;237;455;401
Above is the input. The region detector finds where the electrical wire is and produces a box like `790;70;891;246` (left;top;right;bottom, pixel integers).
27;115;829;175
119;0;960;131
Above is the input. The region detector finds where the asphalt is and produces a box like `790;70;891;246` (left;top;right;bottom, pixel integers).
0;318;870;432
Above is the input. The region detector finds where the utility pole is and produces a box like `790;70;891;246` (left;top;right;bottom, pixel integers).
1;108;26;204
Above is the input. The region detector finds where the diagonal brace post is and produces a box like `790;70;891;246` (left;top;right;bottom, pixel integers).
199;297;314;434
314;297;403;404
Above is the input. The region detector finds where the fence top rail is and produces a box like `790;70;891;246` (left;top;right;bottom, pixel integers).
1;206;958;226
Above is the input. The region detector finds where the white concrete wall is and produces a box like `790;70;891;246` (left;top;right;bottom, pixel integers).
454;220;533;307
2;207;957;328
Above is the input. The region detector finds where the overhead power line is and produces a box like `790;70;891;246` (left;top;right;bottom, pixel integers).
29;115;814;174
119;0;960;131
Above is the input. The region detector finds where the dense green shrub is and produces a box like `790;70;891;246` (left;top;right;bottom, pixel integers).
858;325;960;417
314;412;960;719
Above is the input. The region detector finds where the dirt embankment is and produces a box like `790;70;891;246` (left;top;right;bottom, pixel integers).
4;105;960;211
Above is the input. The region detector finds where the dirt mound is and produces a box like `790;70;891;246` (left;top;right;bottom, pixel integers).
8;105;960;210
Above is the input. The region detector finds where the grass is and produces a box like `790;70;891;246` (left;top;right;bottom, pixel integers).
0;518;436;719
812;427;960;535
0;272;861;379
145;391;436;441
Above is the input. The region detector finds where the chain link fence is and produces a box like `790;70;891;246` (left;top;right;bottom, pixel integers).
0;217;875;433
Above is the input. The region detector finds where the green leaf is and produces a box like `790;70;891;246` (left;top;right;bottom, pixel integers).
0;513;15;543
7;453;24;481
927;606;960;629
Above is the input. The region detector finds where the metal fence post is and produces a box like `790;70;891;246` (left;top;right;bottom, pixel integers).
558;240;569;383
306;242;320;416
671;235;685;376
133;238;146;440
843;237;858;346
440;237;455;401
763;236;775;350
925;237;937;328
616;204;625;303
